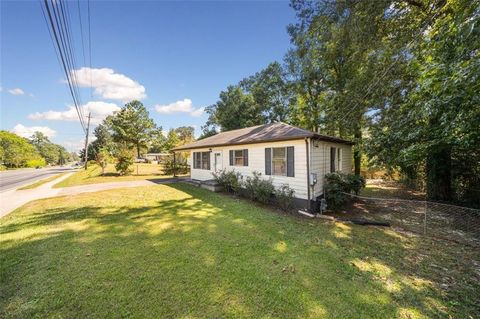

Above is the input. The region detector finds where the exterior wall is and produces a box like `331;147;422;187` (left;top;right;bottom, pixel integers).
310;140;353;198
189;139;310;200
189;139;352;202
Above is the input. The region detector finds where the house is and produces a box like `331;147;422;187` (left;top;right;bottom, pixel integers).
144;153;171;164
172;122;353;211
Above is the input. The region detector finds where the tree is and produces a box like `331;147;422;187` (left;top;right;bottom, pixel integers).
240;62;295;122
107;100;157;158
163;129;180;152
148;127;167;153
115;145;134;176
0;131;44;167
29;131;60;165
174;126;195;146
367;0;479;203
204;85;266;131
96;148;111;175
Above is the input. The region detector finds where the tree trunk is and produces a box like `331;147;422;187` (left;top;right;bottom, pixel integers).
353;128;362;176
426;145;452;201
136;142;140;159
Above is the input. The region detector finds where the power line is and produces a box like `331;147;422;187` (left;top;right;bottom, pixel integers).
87;0;93;99
41;0;86;133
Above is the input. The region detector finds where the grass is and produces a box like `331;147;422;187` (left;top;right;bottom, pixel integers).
360;179;425;200
1;184;478;318
54;163;181;188
17;173;68;190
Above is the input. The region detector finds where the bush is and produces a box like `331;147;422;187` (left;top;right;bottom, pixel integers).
244;171;275;204
163;157;189;175
325;172;366;211
275;184;295;212
25;158;46;168
115;148;134;176
95;148;111;175
212;169;242;194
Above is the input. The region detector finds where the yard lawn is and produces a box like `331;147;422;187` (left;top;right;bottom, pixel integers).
17;172;68;190
360;179;425;200
1;184;478;318
54;163;181;188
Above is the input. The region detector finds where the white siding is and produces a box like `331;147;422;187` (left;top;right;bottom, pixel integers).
310;141;353;198
189;139;352;201
190;140;309;199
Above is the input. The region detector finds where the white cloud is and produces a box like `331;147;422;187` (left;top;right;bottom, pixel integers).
8;88;25;95
28;101;120;125
154;99;204;117
72;67;146;102
12;124;56;139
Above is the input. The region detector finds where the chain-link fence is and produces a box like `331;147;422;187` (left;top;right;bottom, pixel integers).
336;192;480;246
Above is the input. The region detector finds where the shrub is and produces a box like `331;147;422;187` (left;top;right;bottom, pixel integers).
96;148;111;175
212;169;242;194
115;148;134;176
25;158;46;168
324;172;366;211
244;171;275;204
345;174;366;195
163;157;189;175
275;184;295;212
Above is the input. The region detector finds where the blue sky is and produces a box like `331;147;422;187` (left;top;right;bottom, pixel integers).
0;0;295;151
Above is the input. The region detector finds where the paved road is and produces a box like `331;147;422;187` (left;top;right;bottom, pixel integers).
0;166;78;192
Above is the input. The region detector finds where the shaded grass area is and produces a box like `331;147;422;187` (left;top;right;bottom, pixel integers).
1;184;478;318
360;179;425;200
53;164;180;188
17;173;68;190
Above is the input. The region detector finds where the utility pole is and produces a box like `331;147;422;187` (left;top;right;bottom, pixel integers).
83;112;91;170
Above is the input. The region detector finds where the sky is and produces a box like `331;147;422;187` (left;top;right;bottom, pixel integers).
0;0;296;151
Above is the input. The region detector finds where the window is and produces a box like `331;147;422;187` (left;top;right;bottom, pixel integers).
234;150;244;166
337;148;342;172
330;147;336;173
229;149;248;166
265;147;294;177
272;147;287;176
193;151;210;170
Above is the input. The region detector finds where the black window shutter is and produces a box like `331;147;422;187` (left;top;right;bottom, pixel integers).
193;152;197;169
229;150;233;166
287;146;294;177
207;152;211;170
265;148;271;175
243;149;248;166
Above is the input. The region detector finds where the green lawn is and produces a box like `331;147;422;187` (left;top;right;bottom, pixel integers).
17;173;68;190
54;163;180;188
1;184;478;318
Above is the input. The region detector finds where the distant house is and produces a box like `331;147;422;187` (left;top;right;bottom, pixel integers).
144;153;171;163
172;122;353;211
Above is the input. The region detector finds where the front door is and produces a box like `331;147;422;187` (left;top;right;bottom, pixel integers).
214;152;222;172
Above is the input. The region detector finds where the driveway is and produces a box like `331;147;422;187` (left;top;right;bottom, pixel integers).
0;173;181;218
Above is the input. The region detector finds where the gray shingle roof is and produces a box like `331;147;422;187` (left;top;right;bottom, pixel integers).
172;122;353;151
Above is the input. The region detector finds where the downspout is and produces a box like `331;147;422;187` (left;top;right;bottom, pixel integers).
305;138;311;212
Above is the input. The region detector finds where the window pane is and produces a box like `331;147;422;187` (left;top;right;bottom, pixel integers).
272;159;286;175
273;147;286;159
202;152;209;169
233;150;244;166
195;152;201;169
